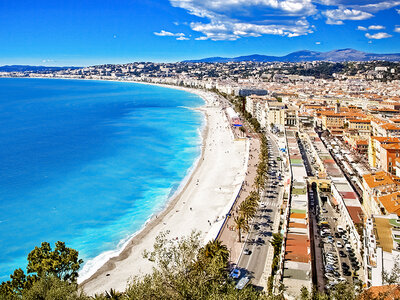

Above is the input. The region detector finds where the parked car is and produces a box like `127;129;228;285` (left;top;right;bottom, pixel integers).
343;270;352;276
345;243;352;251
336;241;343;248
339;251;347;258
325;273;335;281
230;268;241;279
337;225;345;234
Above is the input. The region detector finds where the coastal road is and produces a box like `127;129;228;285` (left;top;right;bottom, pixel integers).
236;134;283;287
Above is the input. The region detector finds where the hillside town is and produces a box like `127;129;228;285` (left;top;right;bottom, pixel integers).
2;61;400;299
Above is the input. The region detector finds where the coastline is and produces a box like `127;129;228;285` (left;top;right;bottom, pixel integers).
0;77;248;294
76;83;208;284
80;81;248;294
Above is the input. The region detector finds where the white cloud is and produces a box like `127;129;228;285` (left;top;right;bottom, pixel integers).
166;0;400;41
315;1;400;13
368;25;385;30
176;36;190;40
397;8;400;14
323;8;373;24
365;32;392;39
169;0;315;40
315;41;321;44
190;19;312;40
154;30;187;38
394;26;400;33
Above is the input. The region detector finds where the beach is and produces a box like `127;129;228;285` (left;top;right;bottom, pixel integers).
80;87;248;294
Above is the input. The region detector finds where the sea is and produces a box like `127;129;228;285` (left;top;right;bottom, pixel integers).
0;78;204;282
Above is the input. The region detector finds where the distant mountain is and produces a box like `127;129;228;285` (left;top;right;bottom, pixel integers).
0;65;81;72
183;49;400;63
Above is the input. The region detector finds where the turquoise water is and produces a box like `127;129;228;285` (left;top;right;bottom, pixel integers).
0;78;204;282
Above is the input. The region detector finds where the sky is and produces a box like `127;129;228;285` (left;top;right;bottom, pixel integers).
0;0;400;66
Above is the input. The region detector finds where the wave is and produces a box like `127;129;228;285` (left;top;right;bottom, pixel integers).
77;109;207;284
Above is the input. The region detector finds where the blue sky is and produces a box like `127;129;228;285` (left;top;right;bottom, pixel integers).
0;0;399;66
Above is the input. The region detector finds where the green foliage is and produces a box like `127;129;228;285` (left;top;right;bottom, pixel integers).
382;256;400;285
127;231;265;300
23;276;89;300
0;241;83;298
27;241;83;283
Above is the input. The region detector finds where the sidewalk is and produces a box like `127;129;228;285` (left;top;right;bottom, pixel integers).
217;137;261;264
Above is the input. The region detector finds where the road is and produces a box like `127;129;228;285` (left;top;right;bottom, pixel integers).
235;133;284;287
299;132;362;291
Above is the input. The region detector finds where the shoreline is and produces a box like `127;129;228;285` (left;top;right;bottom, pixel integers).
1;77;248;294
79;81;248;294
76;80;210;283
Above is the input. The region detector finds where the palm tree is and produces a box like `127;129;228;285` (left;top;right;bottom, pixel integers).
104;288;124;300
234;216;249;243
201;240;230;263
254;174;265;194
270;233;283;256
239;200;257;223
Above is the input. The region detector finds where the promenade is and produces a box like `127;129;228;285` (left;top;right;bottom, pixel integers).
217;137;261;264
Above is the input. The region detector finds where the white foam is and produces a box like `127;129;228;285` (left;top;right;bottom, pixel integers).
78;107;207;284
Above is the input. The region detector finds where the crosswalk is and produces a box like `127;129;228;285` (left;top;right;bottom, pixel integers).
261;200;281;207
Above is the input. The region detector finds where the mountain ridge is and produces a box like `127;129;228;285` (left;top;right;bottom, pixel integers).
183;49;400;63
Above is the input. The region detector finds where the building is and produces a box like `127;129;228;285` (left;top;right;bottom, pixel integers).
368;137;400;170
363;215;400;287
362;171;398;217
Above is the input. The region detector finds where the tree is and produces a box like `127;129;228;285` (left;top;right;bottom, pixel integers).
27;241;83;283
234;216;249;243
199;240;230;264
0;241;83;298
22;275;89;300
238;200;257;223
382;256;400;285
127;231;264;300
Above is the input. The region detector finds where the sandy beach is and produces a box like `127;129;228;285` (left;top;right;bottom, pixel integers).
80;87;248;294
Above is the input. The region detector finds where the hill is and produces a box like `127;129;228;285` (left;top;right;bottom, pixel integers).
183;49;400;63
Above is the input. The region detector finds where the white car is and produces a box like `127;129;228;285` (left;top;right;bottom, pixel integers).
336;241;343;248
345;243;352;251
337;225;345;233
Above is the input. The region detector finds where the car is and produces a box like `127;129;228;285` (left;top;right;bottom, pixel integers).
337;225;345;233
322;208;328;213
325;273;335;281
326;255;338;261
336;241;343;248
326;237;334;244
341;262;349;269
235;276;250;290
345;243;352;251
326;264;338;270
343;270;352;276
256;237;265;244
254;224;260;230
339;251;347;258
335;232;341;238
230;268;241;279
243;249;252;255
325;257;337;264
337;277;347;283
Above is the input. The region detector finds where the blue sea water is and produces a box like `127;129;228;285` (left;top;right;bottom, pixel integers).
0;78;204;282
